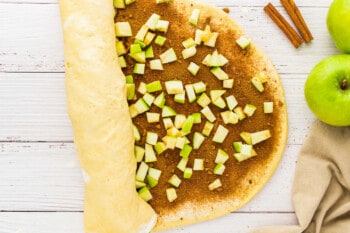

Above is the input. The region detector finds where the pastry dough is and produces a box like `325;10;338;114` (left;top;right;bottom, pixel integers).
59;0;157;232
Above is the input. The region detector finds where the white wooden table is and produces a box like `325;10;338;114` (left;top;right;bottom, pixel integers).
0;0;337;232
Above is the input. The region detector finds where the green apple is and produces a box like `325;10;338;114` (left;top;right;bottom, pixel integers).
304;54;350;126
327;0;350;53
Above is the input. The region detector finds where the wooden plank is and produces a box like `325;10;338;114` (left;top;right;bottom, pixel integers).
0;142;299;212
0;73;315;144
0;0;332;7
0;212;297;233
0;3;337;73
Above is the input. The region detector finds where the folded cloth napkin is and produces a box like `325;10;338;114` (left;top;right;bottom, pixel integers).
251;120;350;233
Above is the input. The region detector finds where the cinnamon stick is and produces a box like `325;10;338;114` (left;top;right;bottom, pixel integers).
281;0;313;43
264;3;303;48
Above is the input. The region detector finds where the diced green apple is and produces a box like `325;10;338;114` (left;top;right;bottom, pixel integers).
264;102;274;114
154;142;167;155
130;43;142;54
118;56;127;68
202;121;214;136
134;145;145;162
226;95;238;110
212;125;229;143
129;104;139;118
233;152;256;162
165;80;184;95
116;41;127;55
160;48;177;64
185;84;196;103
236;35;251;49
162;105;177;117
146;175;158;188
223;79;234;89
166;188;178;202
145;144;157;163
135;25;149;41
243;104;256;117
193;81;206;94
183;168;193;179
162;117;174;129
125;0;135;5
180;144;192;158
156;20;170;32
142;93;155;106
115;22;132;37
182;46;197;59
215;148;229;164
153;92;166;108
213;163;226;175
133;124;141;141
192;113;201;124
240;144;253;155
193;158;204;171
212;97;226;109
136;162;149;181
125;75;134;84
189;9;200;26
162;135;177;149
188;62;200;76
181;115;195;135
210;90;226;102
148;167;162;180
197;93;211;108
177;157;188;172
234;107;246;120
145;45;154;58
133;63;145;74
144;32;156;46
251;76;265;92
135;180;146;189
233;141;243;153
113;0;125;8
150;59;163;70
210;67;229;80
193;132;205;149
146;132;158;145
129;52;146;63
251;130;271;145
145;13;161;31
138;187;152;202
174;114;187;129
155;35;167;46
201;106;216;122
174;93;185;104
194;29;204;44
134;98;149;114
204;32;218;47
208;178;222;191
182;38;196;48
126;83;135;100
168;174;182;187
146;112;160;123
175;136;186;149
167;127;182;137
240;132;252;145
138;82;147;94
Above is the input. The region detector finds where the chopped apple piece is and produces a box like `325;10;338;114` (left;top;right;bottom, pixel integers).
264;102;274;114
188;62;200;76
182;38;196;48
202;121;214;136
183;168;193;179
189;9;200;26
167;127;182;137
162;135;177;149
227;111;239;124
251;130;271;145
138;82;147;94
181;115;195;135
180;144;192;158
146;132;158;145
125;75;134;84
138;187;153;202
202;54;212;66
213;163;226;175
226;95;238;110
211;67;229;80
174;93;185;104
201;106;216;122
150;59;163;70
243;104;256;117
155;35;167;46
234;152;256;162
251;76;265;92
223;79;234;89
145;13;160;30
177;157;188;172
145;144;157;162
148;167;162;181
220;111;231;125
136;162;149;181
166;188;178;202
168;174;182;187
144;32;156;46
129;104;138;118
185;84;196;103
146;112;160;123
142;93;155;106
154;142;167;155
156;20;170;32
215;148;229;164
118;56;127;68
233;141;242;153
129;52;146;63
204;32;219;47
154;92;166;108
115;22;132;37
236;36;251;49
162;117;174;129
160;48;178;64
133;124;141;141
145;46;154;59
133;63;145;74
193;81;206;93
135;25;149;41
192;113;201;124
210;90;226;101
240;144;253;156
212;125;229;143
234;107;246;120
197;93;211;108
193;158;204;171
134;98;149;114
147;175;158;188
212;97;226;109
174;114;187;129
113;0;125;8
175;136;186;149
116;41;127;55
134;145;145;162
208;178;222;191
126;83;135;100
194;29;204;44
240;132;252;145
182;46;197;59
162;105;177;117
165;80;184;95
125;0;135;5
193;132;205;149
135;180;146;189
130;43;142;54
201;25;212;42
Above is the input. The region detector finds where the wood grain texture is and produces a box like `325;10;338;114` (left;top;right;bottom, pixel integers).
0;3;338;73
0;212;297;233
0;142;298;212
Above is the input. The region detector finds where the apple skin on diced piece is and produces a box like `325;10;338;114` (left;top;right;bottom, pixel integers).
188;62;200;76
185;84;197;103
197;93;211;108
213;163;225;175
251;76;265;92
212;125;229;143
136;161;149;182
134;145;145;162
177;157;189;172
145;144;157;163
202;121;214;136
155;35;167;46
181;115;195;135
174;93;186;104
154;142;167;155
208;178;222;191
146;112;160;124
236;36;251;49
215;148;229;164
147;175;158;188
162;105;177;117
113;0;125;8
135;180;146;189
115;22;133;37
133;63;145;74
193;132;205;149
180;144;193;158
183;168;193;179
168;174;182;187
154;92;166;108
160;48;178;64
251;130;271;145
210;67;229;80
166;188;178;202
133;124;141;142
165;80;184;95
189;8;200;26
201;106;216;122
138;187;153;202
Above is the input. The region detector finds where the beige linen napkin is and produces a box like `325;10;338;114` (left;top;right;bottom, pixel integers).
251;120;350;233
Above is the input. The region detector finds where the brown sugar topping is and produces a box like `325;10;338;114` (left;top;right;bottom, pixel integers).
115;0;281;214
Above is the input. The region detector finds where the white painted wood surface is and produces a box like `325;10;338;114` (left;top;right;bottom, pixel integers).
0;0;336;232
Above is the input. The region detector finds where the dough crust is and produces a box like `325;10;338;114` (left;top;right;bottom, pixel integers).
59;0;157;232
